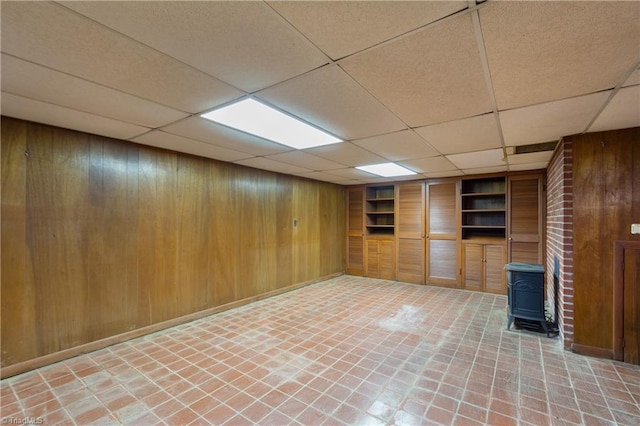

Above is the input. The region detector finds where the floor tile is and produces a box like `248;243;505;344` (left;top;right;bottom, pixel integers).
1;276;639;425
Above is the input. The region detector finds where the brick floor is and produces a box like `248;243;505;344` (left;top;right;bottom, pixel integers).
1;275;639;425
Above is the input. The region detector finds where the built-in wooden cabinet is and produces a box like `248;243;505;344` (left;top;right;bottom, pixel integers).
508;174;544;263
461;176;507;293
346;187;365;275
346;172;544;295
366;238;395;280
426;181;460;287
462;242;507;294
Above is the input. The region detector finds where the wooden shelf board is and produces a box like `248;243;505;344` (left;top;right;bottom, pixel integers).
366;197;395;201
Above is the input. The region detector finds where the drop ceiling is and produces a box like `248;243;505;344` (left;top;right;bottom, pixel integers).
1;1;639;185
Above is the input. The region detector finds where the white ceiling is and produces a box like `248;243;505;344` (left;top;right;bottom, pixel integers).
1;1;639;185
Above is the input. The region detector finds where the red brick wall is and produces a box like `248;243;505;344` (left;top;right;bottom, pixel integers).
545;138;574;349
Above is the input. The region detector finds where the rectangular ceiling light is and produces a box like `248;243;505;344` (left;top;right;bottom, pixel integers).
201;98;342;150
356;163;417;177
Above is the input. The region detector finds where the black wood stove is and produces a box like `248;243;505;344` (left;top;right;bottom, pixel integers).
505;263;550;337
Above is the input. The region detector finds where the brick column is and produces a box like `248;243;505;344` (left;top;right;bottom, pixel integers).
545;138;574;349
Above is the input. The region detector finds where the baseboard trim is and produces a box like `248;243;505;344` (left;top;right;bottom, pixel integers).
570;343;614;360
1;272;342;379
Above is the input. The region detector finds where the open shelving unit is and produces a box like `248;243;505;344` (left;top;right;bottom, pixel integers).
461;177;506;240
365;185;395;236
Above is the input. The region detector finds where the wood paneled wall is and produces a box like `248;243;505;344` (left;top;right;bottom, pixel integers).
572;127;640;354
1;117;345;372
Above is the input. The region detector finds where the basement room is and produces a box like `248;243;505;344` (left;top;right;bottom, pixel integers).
1;1;639;425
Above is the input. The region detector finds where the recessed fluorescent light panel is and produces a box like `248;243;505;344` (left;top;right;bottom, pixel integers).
356;163;417;177
201;98;342;150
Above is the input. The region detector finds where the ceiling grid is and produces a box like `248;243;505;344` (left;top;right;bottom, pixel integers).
1;0;638;184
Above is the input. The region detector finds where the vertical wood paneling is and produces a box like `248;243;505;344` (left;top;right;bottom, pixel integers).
86;136;139;340
28;125;92;353
1;118;36;365
276;175;294;289
623;248;639;364
573;128;640;352
320;183;345;277
175;154;213;315
1;118;345;370
137;146;179;324
293;179;320;283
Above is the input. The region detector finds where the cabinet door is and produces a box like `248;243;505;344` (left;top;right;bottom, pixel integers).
426;181;460;286
508;175;543;263
366;239;395;280
396;183;425;283
365;239;380;278
463;244;483;292
484;244;507;294
347;187;365;275
380;240;395;280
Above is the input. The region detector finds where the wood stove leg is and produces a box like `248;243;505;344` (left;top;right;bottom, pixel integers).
540;320;549;337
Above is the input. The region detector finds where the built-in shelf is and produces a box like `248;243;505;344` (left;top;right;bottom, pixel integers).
365;185;395;236
461;177;506;240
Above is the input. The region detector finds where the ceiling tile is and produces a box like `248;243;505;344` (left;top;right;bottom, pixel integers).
257;65;406;140
322;168;377;180
500;92;610;147
352;130;439;161
265;151;345;171
481;1;640;109
161;117;292;157
1;1;242;113
398;156;458;174
508;151;553;165
305;142;386;167
415;114;502;155
446;148;505;169
589;86;640;133
340;13;492;127
1;92;148;140
1;54;188;128
132;131;254;163
624;67;640;87
233;157;312;175
61;1;328;92
267;0;467;60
